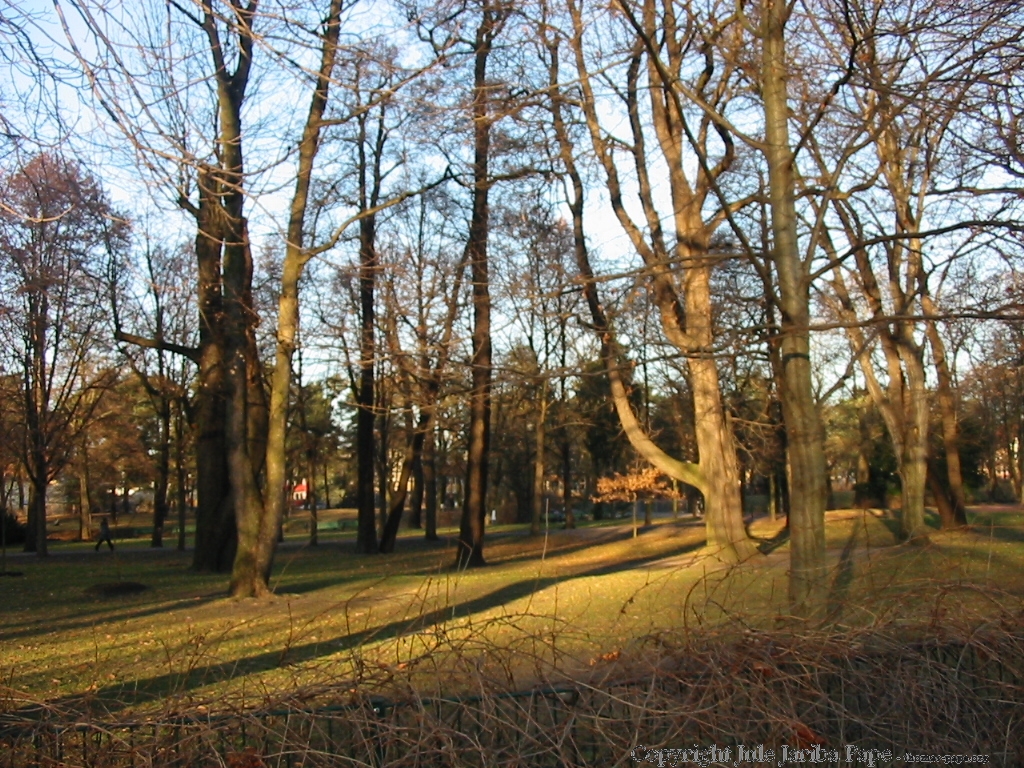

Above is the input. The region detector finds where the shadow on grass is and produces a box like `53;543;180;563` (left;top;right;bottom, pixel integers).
24;537;708;717
971;523;1024;545
827;522;861;621
0;592;226;643
484;520;705;569
755;526;789;555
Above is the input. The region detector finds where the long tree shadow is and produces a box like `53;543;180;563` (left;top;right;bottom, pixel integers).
971;524;1024;545
827;523;862;621
485;521;705;568
755;526;790;555
0;593;225;643
17;537;708;719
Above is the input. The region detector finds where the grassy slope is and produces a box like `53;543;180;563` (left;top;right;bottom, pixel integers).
2;507;1024;716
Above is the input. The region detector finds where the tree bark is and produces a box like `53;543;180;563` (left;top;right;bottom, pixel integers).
379;418;430;553
191;168;234;572
30;475;47;556
762;0;828;618
896;333;930;541
922;308;968;526
424;426;439;541
455;6;500;569
174;402;188;551
530;380;548;536
356;212;379;554
229;0;345;593
151;394;171;548
78;447;92;543
409;451;424;530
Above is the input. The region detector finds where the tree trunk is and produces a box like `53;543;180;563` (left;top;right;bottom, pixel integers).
212;4;267;597
356;213;379;554
762;0;827;619
31;475;47;556
78;454;92;544
690;355;752;558
151;395;171;548
225;220;267;597
561;437;574;529
307;470;318;546
242;0;344;588
530;380;548;536
174;402;188;551
926;459;959;529
896;340;930;541
191;169;234;572
456;8;499;570
379;423;430;554
553;14;752;559
923;311;968;526
424;427;439;541
409;452;424;530
376;399;390;541
322;460;331;510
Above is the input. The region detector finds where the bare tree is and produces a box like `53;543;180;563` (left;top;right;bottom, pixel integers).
543;0;756;559
0;154;124;555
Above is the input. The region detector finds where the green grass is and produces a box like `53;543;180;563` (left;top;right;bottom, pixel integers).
3;506;1024;718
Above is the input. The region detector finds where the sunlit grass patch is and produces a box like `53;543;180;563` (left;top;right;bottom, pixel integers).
3;508;1024;719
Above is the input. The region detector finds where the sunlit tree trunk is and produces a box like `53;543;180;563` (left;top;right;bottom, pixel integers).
551;4;753;559
78;460;92;543
761;0;827;617
254;0;344;581
923;306;968;527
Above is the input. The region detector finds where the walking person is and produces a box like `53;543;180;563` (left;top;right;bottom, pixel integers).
95;517;114;551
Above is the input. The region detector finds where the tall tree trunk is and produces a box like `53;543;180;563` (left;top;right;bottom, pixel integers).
307;468;317;546
690;354;750;556
896;336;930;541
233;0;344;592
322;460;331;510
530;380;548;536
225;218;266;596
926;460;958;529
24;301;48;556
31;474;47;556
456;7;499;569
191;169;234;572
356;213;379;554
424;426;438;541
174;402;188;551
78;446;92;543
151;395;171;548
554;10;752;559
210;0;267;599
379;418;431;553
923;310;968;526
376;399;390;541
762;0;827;618
409;451;424;530
561;436;574;529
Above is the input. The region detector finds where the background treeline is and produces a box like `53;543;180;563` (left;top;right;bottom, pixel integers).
1;0;1023;617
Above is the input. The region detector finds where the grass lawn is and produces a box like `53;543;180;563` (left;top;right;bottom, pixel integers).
3;506;1024;718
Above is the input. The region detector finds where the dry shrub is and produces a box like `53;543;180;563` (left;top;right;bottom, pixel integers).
2;608;1023;767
